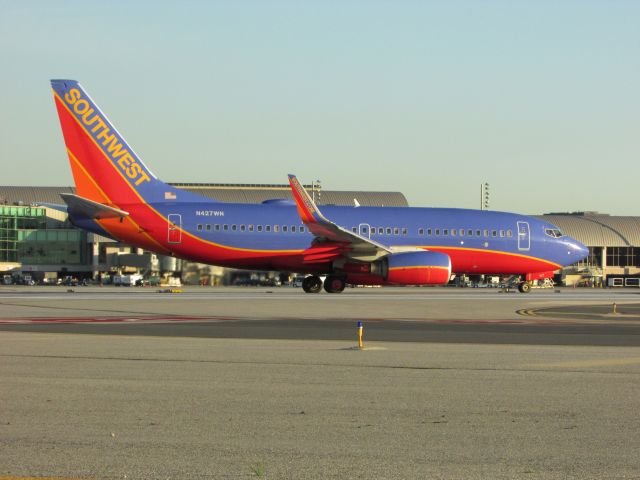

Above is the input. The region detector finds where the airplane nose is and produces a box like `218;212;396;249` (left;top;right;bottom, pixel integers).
569;239;589;261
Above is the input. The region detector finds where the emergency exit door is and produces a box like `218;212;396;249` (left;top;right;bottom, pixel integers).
168;214;182;244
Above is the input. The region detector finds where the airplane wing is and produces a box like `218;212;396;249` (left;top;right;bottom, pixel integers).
60;193;129;220
288;175;392;261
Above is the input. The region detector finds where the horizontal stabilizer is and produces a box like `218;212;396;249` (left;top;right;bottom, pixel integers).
60;193;129;220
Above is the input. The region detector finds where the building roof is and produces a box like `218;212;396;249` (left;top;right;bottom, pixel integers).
0;184;408;208
536;214;640;247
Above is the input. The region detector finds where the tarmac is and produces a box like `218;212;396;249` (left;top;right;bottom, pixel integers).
1;286;640;479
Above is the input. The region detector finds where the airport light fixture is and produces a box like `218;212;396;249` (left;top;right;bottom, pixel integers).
312;179;322;203
480;182;490;211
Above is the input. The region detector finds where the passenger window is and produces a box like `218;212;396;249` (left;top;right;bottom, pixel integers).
452;229;457;236
458;229;464;236
418;228;424;235
215;224;220;231
257;225;263;232
427;228;432;235
206;224;211;231
282;226;288;232
240;225;246;232
273;225;279;233
443;229;449;235
291;225;296;232
435;229;440;235
483;229;488;237
386;227;392;235
402;228;407;235
300;226;305;233
249;225;254;232
223;224;229;231
492;230;497;237
378;227;384;234
197;224;203;231
500;230;505;237
476;229;481;236
468;229;473;236
507;229;513;237
265;225;271;232
394;228;399;235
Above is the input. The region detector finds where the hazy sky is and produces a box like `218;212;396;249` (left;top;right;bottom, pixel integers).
1;1;638;215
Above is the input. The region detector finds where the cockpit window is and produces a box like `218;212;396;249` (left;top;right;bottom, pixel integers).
544;228;564;238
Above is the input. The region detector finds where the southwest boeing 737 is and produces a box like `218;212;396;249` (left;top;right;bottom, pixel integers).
50;79;589;293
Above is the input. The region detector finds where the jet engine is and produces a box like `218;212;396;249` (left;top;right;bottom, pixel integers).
342;251;452;286
384;251;451;285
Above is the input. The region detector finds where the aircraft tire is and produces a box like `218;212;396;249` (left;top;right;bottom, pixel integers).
302;275;323;294
323;275;346;293
518;282;531;293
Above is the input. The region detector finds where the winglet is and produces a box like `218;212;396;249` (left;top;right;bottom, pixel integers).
288;174;324;224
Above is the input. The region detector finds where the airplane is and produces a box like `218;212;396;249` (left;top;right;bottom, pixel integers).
50;79;589;293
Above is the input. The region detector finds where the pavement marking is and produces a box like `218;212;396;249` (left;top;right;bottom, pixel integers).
528;357;640;368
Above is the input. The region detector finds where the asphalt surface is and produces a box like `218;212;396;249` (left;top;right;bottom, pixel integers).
1;286;640;346
1;287;640;479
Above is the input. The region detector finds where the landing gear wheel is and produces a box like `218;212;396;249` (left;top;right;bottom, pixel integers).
324;275;346;293
302;275;323;294
518;282;531;293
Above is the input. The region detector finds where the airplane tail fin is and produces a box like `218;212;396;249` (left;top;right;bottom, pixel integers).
50;79;199;206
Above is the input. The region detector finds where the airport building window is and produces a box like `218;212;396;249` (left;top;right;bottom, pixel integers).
607;247;640;267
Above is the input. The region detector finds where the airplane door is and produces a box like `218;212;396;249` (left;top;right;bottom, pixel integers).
358;223;371;238
517;221;530;251
168;214;182;244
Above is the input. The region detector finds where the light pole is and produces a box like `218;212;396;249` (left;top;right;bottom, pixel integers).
480;182;489;210
312;179;322;203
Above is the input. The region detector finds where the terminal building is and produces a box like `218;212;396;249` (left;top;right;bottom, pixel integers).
1;185;638;287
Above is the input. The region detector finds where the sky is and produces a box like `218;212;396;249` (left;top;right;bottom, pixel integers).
0;0;638;215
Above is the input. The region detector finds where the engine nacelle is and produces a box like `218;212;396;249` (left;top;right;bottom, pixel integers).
384;251;451;285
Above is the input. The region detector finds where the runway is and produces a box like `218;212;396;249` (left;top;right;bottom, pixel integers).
1;286;640;346
2;287;640;479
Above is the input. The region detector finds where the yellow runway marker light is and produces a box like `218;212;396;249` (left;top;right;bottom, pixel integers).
358;321;363;350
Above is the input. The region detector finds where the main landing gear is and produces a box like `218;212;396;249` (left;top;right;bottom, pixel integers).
301;275;346;294
518;282;531;293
